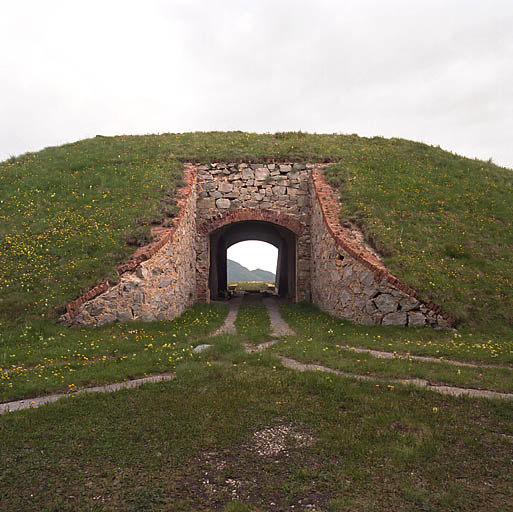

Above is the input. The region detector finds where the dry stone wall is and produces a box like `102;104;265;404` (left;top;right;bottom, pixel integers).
195;162;314;302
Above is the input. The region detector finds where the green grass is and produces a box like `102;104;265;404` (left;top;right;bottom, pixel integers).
0;303;227;402
281;302;513;365
323;138;513;330
1;359;512;511
234;300;271;343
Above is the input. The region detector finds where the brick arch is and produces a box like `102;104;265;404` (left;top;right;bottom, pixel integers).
198;209;305;237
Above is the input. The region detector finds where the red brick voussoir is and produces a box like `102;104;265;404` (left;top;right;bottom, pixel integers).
198;208;305;236
65;165;198;319
311;167;455;326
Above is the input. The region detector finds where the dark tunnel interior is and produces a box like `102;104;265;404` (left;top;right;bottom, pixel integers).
209;220;296;300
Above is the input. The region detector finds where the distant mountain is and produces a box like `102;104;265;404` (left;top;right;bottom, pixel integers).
251;268;276;281
227;259;276;282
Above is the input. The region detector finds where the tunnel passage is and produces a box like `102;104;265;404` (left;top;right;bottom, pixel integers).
209;220;296;300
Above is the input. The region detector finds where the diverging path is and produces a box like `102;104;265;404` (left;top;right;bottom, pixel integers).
279;357;513;400
3;295;512;415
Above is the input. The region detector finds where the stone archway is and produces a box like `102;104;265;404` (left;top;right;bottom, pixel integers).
209;220;296;300
65;162;454;329
196;209;310;303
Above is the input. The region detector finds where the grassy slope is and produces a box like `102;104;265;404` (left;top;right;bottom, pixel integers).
1;132;512;334
323;139;513;329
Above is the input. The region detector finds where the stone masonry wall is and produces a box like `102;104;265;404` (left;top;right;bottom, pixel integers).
310;168;455;328
194;163;314;302
63;167;198;326
63;161;454;329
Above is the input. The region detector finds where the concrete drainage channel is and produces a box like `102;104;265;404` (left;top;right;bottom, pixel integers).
0;374;176;415
2;296;513;415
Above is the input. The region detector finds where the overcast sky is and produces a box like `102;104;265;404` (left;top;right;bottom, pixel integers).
1;0;512;271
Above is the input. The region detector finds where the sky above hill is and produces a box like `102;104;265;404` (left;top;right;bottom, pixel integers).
1;0;512;169
228;241;278;274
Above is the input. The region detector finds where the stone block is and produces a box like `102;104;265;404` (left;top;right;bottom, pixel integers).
360;315;380;326
219;182;233;193
339;288;353;306
254;167;270;180
436;315;452;328
342;266;354;283
139;313;156;322
374;293;398;314
382;312;407;326
272;186;286;195
242;168;254;179
363;286;378;298
97;314;117;326
365;300;378;314
216;198;231;209
400;296;420;312
408;312;426;327
360;271;375;287
117;311;133;322
198;197;215;209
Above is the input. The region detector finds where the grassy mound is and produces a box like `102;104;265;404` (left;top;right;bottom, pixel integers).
1;132;511;334
323;138;513;329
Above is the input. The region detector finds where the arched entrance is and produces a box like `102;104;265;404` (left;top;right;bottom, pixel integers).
195;209;308;303
209;220;296;300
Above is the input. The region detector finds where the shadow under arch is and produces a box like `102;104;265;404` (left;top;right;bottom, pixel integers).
209;220;297;300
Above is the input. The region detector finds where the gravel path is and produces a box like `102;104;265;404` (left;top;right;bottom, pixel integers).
212;295;242;336
262;296;295;337
0;374;176;415
339;345;513;370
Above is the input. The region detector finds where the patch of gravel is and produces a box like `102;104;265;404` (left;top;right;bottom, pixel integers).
250;424;315;457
